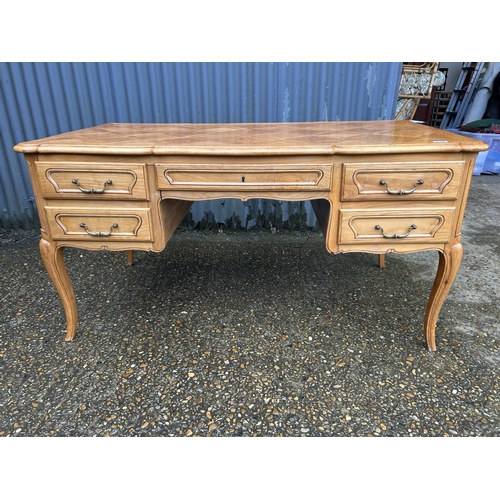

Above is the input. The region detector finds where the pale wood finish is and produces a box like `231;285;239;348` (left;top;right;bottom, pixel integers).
155;156;333;191
126;250;134;266
341;161;464;201
45;206;153;242
338;207;455;244
15;121;489;351
36;161;149;200
39;233;77;341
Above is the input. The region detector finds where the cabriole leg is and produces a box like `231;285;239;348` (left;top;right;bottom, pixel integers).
39;236;78;341
424;243;463;351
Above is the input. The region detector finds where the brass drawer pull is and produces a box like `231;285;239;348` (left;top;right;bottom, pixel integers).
79;222;118;237
375;224;417;239
380;179;423;195
72;178;112;194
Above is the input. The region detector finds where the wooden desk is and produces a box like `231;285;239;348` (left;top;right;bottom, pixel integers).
14;121;488;351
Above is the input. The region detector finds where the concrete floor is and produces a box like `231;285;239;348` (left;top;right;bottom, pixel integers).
0;175;499;437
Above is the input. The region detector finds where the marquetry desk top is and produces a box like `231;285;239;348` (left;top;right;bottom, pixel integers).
15;121;487;156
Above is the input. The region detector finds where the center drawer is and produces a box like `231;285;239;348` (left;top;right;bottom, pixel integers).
155;162;332;191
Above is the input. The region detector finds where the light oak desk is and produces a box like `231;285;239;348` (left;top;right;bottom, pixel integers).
14;121;488;351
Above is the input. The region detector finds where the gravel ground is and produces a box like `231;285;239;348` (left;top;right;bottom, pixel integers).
0;176;499;438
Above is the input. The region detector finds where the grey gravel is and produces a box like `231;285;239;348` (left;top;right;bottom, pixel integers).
0;175;499;437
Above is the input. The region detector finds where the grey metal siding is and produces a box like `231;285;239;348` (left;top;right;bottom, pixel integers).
0;62;402;229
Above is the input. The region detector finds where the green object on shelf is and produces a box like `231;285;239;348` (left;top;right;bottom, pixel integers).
462;118;500;131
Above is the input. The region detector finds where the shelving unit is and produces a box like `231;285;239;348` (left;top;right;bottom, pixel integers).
430;90;453;128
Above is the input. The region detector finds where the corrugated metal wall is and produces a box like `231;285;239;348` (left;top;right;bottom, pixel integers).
0;62;402;229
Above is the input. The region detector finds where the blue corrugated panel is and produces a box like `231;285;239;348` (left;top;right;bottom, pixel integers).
0;62;402;229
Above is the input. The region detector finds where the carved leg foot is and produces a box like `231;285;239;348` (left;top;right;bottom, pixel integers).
424;243;463;351
39;237;78;341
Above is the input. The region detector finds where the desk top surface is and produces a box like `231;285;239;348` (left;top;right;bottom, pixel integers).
14;121;489;156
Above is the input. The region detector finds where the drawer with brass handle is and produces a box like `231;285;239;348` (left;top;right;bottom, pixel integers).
44;207;153;241
338;208;455;244
341;161;465;201
36;162;149;200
